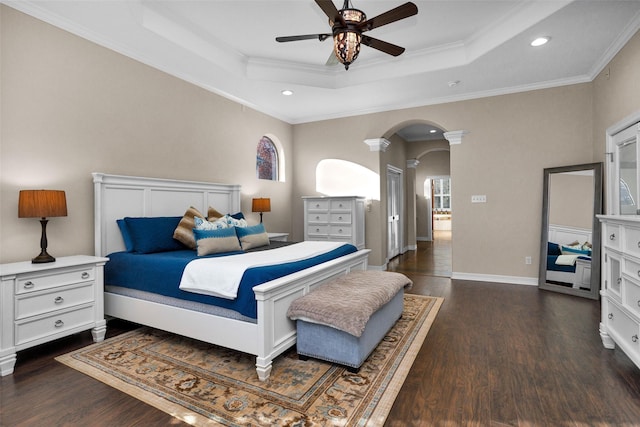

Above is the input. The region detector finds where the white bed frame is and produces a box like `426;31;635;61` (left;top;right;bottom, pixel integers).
546;224;593;289
93;173;371;380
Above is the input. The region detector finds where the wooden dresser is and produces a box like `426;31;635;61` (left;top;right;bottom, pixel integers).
0;255;108;375
303;196;366;249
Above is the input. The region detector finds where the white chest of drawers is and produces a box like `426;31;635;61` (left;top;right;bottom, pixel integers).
303;196;366;249
0;255;109;376
599;215;640;369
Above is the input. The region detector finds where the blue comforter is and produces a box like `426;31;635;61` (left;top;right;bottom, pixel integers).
105;243;358;319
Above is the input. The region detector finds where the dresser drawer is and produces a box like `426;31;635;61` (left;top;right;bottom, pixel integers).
329;225;352;237
603;223;621;250
15;304;95;347
15;283;95;320
625;280;640;318
308;212;329;223
330;213;352;224
625;227;640;258
307;200;329;211
15;266;94;295
623;257;640;281
307;225;329;236
607;303;640;355
330;200;351;211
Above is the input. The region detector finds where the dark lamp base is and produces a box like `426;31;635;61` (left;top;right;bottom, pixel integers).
32;252;55;263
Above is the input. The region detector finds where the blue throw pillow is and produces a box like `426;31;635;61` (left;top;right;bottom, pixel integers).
116;219;135;252
236;223;270;250
547;242;561;256
123;216;185;254
194;227;242;256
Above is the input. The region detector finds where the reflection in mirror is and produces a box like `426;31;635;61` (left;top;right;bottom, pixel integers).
619;141;638;214
539;163;602;300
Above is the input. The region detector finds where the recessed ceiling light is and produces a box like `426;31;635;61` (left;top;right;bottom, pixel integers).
531;37;550;47
281;89;293;96
429;129;437;134
448;80;460;87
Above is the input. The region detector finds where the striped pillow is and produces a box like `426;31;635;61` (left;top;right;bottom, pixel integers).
173;206;206;249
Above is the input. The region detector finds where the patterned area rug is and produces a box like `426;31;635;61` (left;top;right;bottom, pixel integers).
57;295;442;426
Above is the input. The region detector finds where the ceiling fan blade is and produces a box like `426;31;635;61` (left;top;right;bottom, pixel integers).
315;0;345;26
358;2;418;32
276;34;332;42
325;50;339;66
361;35;405;56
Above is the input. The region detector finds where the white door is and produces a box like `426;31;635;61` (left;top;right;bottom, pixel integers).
387;166;402;259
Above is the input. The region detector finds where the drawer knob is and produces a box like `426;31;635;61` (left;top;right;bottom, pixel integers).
637;300;640;307
316;228;320;232
610;233;616;240
617;277;622;285
316;216;320;220
54;320;64;328
338;216;343;220
54;296;64;304
637;241;640;248
24;281;35;289
81;272;90;280
608;313;614;319
339;229;343;233
633;335;639;343
315;204;320;208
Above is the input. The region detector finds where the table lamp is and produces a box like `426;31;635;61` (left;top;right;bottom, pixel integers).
252;198;271;223
18;189;67;263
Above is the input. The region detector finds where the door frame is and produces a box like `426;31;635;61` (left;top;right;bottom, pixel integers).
387;165;404;260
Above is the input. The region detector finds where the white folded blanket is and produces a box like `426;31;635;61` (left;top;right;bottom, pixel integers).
179;241;345;299
555;254;578;266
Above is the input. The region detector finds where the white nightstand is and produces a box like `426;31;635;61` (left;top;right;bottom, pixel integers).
268;232;289;242
0;255;109;376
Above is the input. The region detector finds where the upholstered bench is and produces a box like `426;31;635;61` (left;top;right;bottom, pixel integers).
287;270;412;371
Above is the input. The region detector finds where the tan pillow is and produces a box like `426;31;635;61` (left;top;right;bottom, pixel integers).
173;206;205;249
207;206;224;220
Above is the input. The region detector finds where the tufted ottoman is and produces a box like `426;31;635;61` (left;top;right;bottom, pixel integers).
287;270;411;371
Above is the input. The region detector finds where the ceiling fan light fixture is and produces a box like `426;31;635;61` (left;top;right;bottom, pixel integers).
334;30;361;70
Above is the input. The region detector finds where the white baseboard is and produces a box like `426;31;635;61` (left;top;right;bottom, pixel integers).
416;236;432;241
451;272;538;286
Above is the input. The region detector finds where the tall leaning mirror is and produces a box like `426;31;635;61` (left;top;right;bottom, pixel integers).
539;163;603;300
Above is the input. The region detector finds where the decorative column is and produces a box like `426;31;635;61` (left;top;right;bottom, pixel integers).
406;159;419;251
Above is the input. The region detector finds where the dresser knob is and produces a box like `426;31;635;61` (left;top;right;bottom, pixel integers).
338;216;343;220
637;300;640;307
339;204;343;207
637;241;640;248
54;320;64;328
54;296;64;304
81;272;90;279
315;204;320;208
24;281;35;289
316;228;320;232
316;216;320;220
608;313;614;319
610;233;616;240
633;335;639;343
617;277;622;285
339;229;343;233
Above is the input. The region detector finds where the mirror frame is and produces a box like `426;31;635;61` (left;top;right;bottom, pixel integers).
538;162;603;300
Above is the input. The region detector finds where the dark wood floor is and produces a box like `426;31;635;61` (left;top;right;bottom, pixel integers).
3;233;640;426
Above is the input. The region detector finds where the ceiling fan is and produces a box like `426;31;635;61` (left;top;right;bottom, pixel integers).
276;0;418;70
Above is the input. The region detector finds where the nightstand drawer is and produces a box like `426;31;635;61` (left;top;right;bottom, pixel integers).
15;304;95;346
15;283;95;320
16;267;94;295
607;303;640;354
623;257;640;281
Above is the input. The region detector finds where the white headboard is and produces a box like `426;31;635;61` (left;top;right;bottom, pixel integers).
548;224;592;245
93;173;241;256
